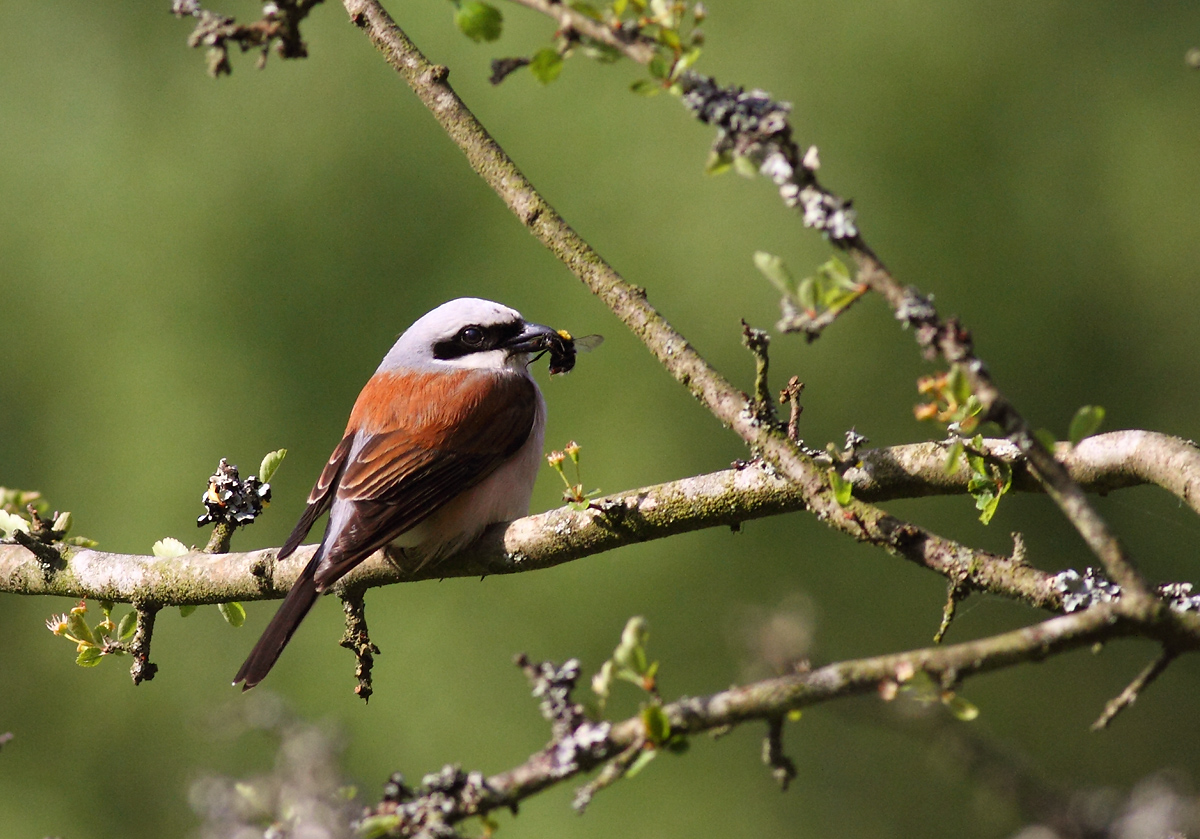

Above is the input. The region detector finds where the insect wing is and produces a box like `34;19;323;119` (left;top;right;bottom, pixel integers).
570;334;604;354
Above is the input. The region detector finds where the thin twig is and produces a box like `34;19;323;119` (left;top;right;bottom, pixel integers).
572;739;644;812
933;580;965;644
762;715;796;790
778;377;804;443
741;320;774;424
339;587;380;703
1090;647;1178;731
129;603;160;685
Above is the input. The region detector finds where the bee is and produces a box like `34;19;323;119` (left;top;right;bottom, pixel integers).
545;329;604;375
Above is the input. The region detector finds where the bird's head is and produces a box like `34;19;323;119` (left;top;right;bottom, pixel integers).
381;297;562;373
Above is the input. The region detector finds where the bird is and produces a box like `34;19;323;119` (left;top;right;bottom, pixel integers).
234;297;570;690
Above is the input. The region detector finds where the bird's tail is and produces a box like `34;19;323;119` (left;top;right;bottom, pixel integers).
233;557;321;690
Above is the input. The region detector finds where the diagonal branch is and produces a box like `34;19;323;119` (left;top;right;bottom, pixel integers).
338;0;1180;639
493;0;1153;612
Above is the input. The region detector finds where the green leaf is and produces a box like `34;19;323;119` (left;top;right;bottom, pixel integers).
52;511;73;535
620;616;649;650
569;1;604;20
657;28;681;51
946;366;972;407
943;439;964;474
818;256;852;287
1068;405;1105;447
590;659;615;701
753;251;793;295
732;155;758;179
66;612;96;646
179;604;197;618
703;148;731;175
647;54;670;79
152;537;188;558
117;611;137;641
642;704;671;745
529;48;564;84
796;277;817;313
630;78;662;96
454;1;503;42
76;647;104;667
0;510;30;539
977;491;1001;525
967;454;1011;525
624;748;658;778
676;46;702;71
357;814;402;839
218;602;246;628
64;536;99;548
612;0;629;15
943;693;980;721
258;448;287;483
829;470;853;507
959;395;983;427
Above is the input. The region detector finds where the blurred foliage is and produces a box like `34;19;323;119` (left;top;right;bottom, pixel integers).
2;1;1200;838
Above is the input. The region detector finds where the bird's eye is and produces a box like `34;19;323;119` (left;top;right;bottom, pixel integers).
459;326;485;347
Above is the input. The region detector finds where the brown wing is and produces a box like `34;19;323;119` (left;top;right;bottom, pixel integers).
308;368;538;589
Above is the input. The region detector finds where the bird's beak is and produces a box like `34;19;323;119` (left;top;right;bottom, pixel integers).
502;321;563;355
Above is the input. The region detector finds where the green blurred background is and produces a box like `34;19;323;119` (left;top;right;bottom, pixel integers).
3;1;1200;837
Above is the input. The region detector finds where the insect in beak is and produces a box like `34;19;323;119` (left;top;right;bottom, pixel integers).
547;329;604;375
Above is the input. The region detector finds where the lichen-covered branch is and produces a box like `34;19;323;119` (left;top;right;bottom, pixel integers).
362;604;1197;835
172;0;323;76
4;431;1197;611
492;0;1153;617
337;1;1194;653
338;0;1054;626
129;602;161;684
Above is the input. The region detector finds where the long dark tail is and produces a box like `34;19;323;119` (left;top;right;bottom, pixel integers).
233;557;321;690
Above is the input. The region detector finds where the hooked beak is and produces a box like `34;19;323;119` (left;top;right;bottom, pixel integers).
502;321;563;356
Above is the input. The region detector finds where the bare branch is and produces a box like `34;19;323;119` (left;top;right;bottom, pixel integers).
3;430;1197;608
129;603;160;685
337;0;1074;637
1090;646;1178;731
339;587;380;703
503;0;658;64
366;605;1196;832
173;0;323;76
493;0;1154;614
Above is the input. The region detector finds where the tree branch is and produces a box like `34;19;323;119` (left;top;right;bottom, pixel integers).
364;605;1197;834
491;0;1155;614
339;0;1110;645
4;430;1197;609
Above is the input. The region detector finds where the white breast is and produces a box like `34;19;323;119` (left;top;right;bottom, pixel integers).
393;385;547;568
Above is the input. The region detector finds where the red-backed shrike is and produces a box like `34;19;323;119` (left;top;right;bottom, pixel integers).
234;298;569;689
